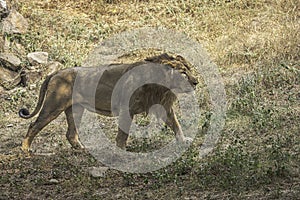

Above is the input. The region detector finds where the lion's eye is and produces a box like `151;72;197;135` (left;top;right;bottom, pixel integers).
182;73;187;78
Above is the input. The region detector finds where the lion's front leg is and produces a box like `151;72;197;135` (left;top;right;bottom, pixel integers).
166;108;192;145
116;110;133;149
116;128;129;150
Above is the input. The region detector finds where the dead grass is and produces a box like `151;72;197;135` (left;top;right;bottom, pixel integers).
11;0;299;68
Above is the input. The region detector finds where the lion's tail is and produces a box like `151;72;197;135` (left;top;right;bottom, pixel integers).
19;73;55;119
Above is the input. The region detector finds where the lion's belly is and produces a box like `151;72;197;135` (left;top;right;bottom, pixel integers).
78;84;114;117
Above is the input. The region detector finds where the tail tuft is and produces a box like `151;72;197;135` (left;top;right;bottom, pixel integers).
19;108;31;119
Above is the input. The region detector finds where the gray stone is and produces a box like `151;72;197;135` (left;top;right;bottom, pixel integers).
0;66;20;89
0;35;4;52
45;61;62;75
0;0;7;10
0;0;9;19
0;85;5;94
13;42;26;56
27;52;48;65
2;40;27;56
25;70;43;84
88;166;109;178
2;9;28;34
2;36;10;52
0;53;21;71
49;178;59;184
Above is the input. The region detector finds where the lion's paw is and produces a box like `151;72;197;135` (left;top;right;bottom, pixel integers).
183;137;193;145
177;136;193;147
185;136;193;143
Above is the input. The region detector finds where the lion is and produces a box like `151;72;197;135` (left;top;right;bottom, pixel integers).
19;53;198;152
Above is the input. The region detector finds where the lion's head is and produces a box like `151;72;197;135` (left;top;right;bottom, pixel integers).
145;53;198;85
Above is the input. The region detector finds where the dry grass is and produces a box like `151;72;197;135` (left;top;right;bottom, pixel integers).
12;0;299;68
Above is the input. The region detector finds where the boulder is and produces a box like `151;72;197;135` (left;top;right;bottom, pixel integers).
0;0;9;19
13;42;26;56
0;66;20;89
45;61;62;75
2;39;27;57
27;52;48;65
26;70;43;84
0;0;7;10
0;52;21;71
15;61;62;86
2;9;28;34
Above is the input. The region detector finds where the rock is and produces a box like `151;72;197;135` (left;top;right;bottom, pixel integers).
2;39;27;57
13;42;26;56
19;61;62;85
0;9;9;20
0;85;5;94
88;166;109;178
0;35;4;52
27;52;48;65
2;9;28;34
45;61;62;75
0;66;20;89
25;70;43;84
0;0;7;9
49;178;59;184
0;0;9;19
0;53;21;71
2;36;10;52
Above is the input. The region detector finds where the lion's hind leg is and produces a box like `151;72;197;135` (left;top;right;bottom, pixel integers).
22;98;66;153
